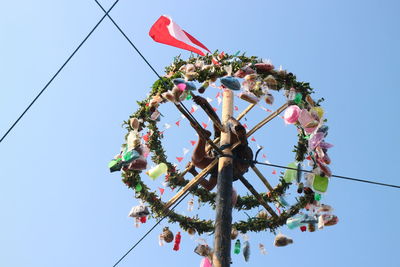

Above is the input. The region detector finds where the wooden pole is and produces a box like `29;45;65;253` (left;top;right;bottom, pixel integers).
213;90;234;267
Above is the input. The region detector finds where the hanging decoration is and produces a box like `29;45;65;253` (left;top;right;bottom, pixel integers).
110;51;337;261
162;227;174;243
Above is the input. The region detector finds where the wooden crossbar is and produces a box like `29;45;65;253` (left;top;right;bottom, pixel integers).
174;103;223;155
236;103;256;121
237;175;278;218
163;159;218;211
251;165;274;192
246;102;288;137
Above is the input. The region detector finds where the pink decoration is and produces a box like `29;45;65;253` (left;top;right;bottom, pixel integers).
213;107;217;112
251;137;256;142
200;257;212;267
309;132;325;150
283;105;301;124
190;140;197;146
234;106;239;111
176;120;180;126
243;123;248;129
128;157;147;171
158;187;165;195
320;142;334;150
177;83;186;91
272;170;277;175
202;122;208;129
298;109;318;133
176;157;184;163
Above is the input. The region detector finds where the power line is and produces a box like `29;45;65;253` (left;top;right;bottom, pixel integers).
112;192;190;267
0;0;121;144
252;161;400;189
94;0;211;147
94;0;163;81
93;2;400;264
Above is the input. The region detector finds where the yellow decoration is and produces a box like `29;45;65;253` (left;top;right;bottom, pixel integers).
312;107;324;119
146;163;168;180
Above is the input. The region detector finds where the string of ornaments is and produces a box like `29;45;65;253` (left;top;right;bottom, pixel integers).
109;51;338;264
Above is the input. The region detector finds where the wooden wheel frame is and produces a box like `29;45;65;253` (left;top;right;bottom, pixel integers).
112;52;332;235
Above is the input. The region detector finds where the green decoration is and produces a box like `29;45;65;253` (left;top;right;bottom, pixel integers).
234;239;241;254
294;93;302;104
313;175;329;193
283;162;297;183
135;183;142;192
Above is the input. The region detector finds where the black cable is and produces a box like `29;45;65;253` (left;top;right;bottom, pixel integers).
253;161;400;189
92;4;400;265
112;192;191;267
89;4;218;265
94;0;216;151
94;0;164;82
0;0;120;144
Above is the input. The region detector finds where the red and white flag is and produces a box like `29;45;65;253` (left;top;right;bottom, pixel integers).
149;15;211;56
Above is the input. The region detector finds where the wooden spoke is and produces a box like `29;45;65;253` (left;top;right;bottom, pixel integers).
163;158;218;211
174;103;223;155
237;175;278;218
246;102;289;137
236;103;256;121
199;105;225;133
250;165;274;192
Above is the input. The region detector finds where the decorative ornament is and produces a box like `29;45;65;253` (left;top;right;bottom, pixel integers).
194;244;212;257
173;232;181;251
265;93;274;105
162;227;174;243
243;240;250;262
187;228;196;236
128;204;150;218
188;197;194;211
283;105;301;124
233;239;241;254
146;163;168;180
274;233;293;247
231;228;239;240
259;243;267;255
220;76;241;91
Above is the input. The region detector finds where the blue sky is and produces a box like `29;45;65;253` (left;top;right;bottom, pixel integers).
1;0;399;266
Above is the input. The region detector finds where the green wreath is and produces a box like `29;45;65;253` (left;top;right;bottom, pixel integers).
110;51;333;235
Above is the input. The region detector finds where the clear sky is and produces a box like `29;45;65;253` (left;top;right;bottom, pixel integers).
1;0;399;266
